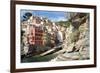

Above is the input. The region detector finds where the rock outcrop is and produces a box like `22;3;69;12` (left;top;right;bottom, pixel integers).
51;13;90;61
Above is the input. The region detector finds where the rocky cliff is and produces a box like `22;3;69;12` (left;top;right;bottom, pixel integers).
51;13;90;61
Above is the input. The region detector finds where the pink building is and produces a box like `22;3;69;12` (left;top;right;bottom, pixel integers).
27;26;43;46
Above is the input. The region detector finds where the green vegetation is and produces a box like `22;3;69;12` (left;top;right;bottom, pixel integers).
70;30;80;43
22;53;57;62
56;21;71;28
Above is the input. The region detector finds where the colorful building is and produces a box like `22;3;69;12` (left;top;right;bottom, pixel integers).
27;26;44;46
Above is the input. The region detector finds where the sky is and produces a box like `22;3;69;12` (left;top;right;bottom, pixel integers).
20;9;68;22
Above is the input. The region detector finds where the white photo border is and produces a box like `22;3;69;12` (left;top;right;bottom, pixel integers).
15;4;95;69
